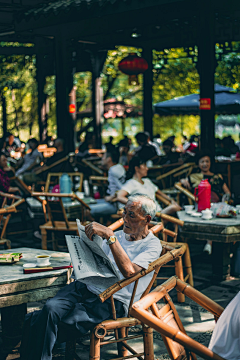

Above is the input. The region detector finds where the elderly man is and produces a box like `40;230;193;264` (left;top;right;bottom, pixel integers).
20;194;162;360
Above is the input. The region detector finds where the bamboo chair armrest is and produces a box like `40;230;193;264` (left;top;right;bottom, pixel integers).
156;212;184;227
98;244;186;303
34;155;69;175
155;193;171;206
32;192;91;210
0;207;17;214
174;182;195;201
81;159;104;175
0;191;21;200
89;176;108;181
7;198;25;209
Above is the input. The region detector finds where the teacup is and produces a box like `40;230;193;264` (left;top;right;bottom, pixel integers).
201;209;213;219
35;255;51;266
184;205;194;212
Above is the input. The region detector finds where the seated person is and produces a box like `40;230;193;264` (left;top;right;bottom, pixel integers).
15;138;42;177
90;148;126;218
118;138;130;166
0;152;20;194
77;132;96;159
180;150;231;203
145;131;161;156
20;194;162;360
22;138;72;185
134;132;158;163
180;149;231;254
208;291;240;360
117;156;181;217
159;139;183;165
3;132;21;155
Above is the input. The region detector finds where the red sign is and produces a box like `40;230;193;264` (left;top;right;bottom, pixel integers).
199;98;211;110
69;104;76;113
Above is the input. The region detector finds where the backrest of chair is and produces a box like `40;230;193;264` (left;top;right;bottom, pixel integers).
0;192;25;239
45;172;84;192
131;277;225;360
39;193;70;228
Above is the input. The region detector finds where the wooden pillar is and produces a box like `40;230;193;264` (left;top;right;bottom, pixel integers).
55;33;75;153
91;50;107;149
1;94;7;138
198;6;215;157
143;47;153;139
36;52;47;142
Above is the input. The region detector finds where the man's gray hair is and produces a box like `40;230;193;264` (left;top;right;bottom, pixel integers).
128;193;156;219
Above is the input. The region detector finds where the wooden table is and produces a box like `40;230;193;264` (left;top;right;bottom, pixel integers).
178;211;240;282
0;247;71;350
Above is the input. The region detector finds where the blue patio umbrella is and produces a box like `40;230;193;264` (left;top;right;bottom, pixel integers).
154;84;240;115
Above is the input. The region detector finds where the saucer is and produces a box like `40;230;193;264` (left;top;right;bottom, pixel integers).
37;262;51;267
191;212;202;217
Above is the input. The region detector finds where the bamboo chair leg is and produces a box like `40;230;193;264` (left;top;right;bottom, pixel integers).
89;332;101;360
184;245;194;287
117;327;128;358
143;325;154;360
51;232;58;251
173;224;178;242
174;257;185;303
65;339;76;360
41;228;47;250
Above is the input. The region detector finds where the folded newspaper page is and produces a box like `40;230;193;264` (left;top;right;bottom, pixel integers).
66;220;120;289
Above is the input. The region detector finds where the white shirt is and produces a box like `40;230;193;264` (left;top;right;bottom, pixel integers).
88;230;162;313
121;178;161;212
107;164;126;196
208;291;240;359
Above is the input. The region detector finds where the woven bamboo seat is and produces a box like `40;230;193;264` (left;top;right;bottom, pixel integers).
131;276;225;360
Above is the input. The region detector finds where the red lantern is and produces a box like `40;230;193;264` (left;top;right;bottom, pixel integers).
118;53;148;85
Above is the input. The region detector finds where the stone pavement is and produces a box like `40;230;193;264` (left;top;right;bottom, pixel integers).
1;226;240;359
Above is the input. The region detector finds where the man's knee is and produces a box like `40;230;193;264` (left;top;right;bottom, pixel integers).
42;298;60;317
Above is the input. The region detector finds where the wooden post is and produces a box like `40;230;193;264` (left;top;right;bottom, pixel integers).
198;4;215;158
91;51;107;149
143;325;154;360
36;46;47;142
143;47;153;139
55;32;75;153
1;94;7;138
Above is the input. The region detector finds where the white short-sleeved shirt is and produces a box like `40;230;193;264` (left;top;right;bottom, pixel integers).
208;291;240;359
87;230;162;313
121;178;161;212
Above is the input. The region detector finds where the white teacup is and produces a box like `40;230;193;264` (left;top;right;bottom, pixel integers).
201;209;213;219
184;205;194;212
35;255;51;266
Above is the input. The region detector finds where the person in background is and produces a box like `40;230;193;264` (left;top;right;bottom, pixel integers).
89;148;126;219
160;139;183;165
105;136;115;151
134;132;158;163
4;132;21;155
77;132;96;159
117;156;181;216
23;138;72;185
118;138;130;166
144;132;161;156
0;152;20;194
15;138;42;177
180;150;231;254
153;133;163;155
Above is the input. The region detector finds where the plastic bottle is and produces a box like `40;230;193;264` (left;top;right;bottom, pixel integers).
93;185;101;199
60;174;72;203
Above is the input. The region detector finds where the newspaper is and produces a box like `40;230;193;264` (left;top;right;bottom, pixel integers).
65;219;120;289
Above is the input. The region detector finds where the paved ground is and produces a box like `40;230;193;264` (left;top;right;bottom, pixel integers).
1;217;240;359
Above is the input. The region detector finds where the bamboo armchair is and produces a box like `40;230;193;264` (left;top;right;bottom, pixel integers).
174;182;195;205
65;221;189;360
0;192;25;248
32;192;90;250
131;276;225;360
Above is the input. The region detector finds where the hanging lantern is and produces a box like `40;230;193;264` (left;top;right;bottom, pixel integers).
118;53;148;85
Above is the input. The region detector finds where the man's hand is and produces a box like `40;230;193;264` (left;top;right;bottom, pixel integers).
180;178;191;189
85;222;114;241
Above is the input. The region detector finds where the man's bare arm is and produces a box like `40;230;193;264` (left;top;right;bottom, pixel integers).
85;222;142;278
